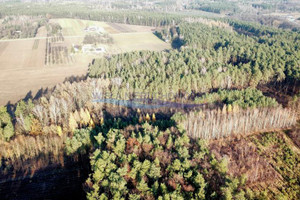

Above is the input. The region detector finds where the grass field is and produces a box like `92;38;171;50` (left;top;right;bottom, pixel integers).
51;18;155;35
0;19;170;105
110;32;170;53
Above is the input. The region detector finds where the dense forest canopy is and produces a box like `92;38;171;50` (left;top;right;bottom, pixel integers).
84;123;247;200
89;21;300;101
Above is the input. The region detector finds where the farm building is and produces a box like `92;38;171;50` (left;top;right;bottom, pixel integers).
95;47;105;53
82;44;106;54
84;26;105;34
72;44;81;52
82;44;93;53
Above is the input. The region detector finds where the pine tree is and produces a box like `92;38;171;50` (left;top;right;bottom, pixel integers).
0;106;14;141
137;179;150;193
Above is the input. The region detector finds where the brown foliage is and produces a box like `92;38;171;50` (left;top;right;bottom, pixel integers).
30;118;43;135
167;179;177;190
285;127;300;148
182;184;195;192
158;133;169;146
153;150;172;166
210;137;281;185
142;143;154;154
126;137;140;154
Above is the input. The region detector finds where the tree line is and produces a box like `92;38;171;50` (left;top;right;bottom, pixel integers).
0;3;183;27
179;106;297;140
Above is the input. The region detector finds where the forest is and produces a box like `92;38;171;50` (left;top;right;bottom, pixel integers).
0;1;300;199
0;15;46;39
89;21;300;100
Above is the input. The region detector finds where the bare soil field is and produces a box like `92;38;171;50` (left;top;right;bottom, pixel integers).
0;19;170;105
0;42;9;56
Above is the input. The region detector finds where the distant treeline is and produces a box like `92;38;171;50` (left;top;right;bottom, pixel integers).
189;1;239;14
0;3;183;27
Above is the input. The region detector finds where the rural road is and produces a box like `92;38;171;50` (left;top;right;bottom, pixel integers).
0;32;154;42
0;35;85;42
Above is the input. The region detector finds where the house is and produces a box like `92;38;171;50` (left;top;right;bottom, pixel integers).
82;44;92;53
82;44;105;54
95;47;106;53
72;44;81;52
287;15;296;22
84;26;105;34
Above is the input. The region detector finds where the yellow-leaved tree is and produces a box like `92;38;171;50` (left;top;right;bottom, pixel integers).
152;113;156;122
69;113;78;132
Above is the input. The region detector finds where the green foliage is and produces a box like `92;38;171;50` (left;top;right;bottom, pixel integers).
15;100;34;133
0;106;14;141
0;15;45;39
85;121;231;199
65;129;92;155
251;132;300;199
89;22;300;101
83;34;113;45
196;1;239;14
195;88;278;108
0;3;183;27
171;113;186;124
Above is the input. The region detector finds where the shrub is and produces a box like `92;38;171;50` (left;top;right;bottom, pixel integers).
0;106;14;141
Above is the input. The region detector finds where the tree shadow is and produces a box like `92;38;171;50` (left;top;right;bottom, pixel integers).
33;87;50;100
171;37;185;49
63;74;88;84
0;152;90;200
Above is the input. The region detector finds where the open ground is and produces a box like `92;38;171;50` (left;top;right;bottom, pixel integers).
0;19;170;105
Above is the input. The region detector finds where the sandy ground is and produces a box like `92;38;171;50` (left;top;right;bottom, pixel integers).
0;19;170;105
